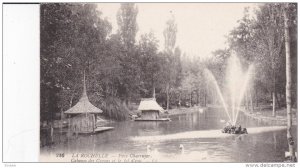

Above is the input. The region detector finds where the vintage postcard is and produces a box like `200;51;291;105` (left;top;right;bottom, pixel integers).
4;2;298;164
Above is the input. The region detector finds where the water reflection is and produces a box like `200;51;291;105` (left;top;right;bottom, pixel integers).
41;107;297;162
137;122;162;136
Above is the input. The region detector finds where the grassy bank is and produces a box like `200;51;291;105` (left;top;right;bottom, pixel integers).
240;105;297;126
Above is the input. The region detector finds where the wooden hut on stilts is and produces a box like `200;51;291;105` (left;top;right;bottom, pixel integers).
64;71;113;134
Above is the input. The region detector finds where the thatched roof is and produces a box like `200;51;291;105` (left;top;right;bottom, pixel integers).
64;72;103;114
137;98;164;113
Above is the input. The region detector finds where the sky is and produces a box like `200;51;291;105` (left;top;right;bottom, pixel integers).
97;3;257;58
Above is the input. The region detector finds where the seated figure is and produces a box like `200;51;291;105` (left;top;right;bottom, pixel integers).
241;128;248;134
234;125;242;134
222;124;247;134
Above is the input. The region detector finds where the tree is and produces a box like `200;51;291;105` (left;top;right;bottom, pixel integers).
174;47;183;87
40;3;136;121
116;3;139;104
41;3;112;120
117;3;138;49
284;3;296;161
181;71;196;106
228;4;292;115
162;15;179;110
255;4;285;116
137;32;160;98
163;16;177;52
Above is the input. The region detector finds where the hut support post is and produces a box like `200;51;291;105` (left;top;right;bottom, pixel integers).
93;114;96;133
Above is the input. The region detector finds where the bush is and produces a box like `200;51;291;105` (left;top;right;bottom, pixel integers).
100;96;130;121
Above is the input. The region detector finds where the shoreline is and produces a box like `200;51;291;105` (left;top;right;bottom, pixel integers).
161;106;208;117
162;105;297;126
239;106;297;126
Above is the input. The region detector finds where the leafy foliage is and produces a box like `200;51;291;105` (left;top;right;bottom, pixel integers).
41;3;297;123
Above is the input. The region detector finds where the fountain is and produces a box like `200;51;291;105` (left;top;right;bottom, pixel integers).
204;53;254;134
130;53;286;141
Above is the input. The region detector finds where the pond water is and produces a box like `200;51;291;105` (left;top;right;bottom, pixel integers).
41;107;297;162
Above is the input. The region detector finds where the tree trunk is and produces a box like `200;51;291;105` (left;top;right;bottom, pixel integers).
179;92;181;108
284;4;296;161
105;82;109;97
197;90;199;106
166;83;170;111
190;91;192;107
152;86;156;98
69;91;75;108
276;92;281;108
60;109;64;120
272;55;277;116
204;88;207;107
255;86;258;107
272;91;276;116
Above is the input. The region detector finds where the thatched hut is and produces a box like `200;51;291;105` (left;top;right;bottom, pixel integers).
137;98;165;120
64;72;104;133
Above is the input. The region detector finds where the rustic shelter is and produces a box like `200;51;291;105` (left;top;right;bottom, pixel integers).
64;72;104;133
137;98;165;120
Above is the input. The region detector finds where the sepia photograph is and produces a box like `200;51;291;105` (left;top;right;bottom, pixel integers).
38;2;297;163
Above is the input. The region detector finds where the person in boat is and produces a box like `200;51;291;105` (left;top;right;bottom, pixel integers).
221;124;227;133
241;128;248;134
221;127;227;133
230;125;236;134
222;121;248;134
234;125;242;134
222;122;232;133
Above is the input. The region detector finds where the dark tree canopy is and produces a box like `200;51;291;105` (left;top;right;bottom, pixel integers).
40;3;297;123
